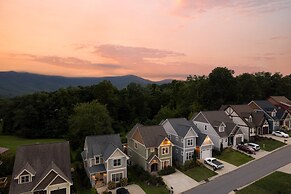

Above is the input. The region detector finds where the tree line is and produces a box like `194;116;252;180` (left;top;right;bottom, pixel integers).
0;67;290;148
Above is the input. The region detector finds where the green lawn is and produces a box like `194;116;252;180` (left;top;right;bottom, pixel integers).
255;137;285;151
237;171;291;194
216;148;254;166
138;182;169;194
0;135;64;153
182;165;217;182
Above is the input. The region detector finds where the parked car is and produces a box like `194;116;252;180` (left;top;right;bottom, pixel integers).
116;188;130;194
204;157;224;170
247;143;260;151
237;144;256;154
272;131;289;138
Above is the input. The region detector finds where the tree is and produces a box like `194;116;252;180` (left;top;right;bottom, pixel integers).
68;100;113;149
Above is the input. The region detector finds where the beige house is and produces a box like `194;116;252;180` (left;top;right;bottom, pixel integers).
9;142;73;194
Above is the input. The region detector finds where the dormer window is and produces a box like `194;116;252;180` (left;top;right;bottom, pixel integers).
187;139;193;146
95;156;100;164
204;125;207;130
249;116;252;123
219;123;225;132
20;175;30;184
271;111;276;117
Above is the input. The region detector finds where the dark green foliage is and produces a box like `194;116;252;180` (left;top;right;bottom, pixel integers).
0;68;290;142
180;160;196;171
0;151;15;177
158;166;176;176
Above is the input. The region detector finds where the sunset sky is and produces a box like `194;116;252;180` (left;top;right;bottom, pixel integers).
0;0;291;80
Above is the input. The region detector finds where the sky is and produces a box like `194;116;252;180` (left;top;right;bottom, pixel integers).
0;0;291;80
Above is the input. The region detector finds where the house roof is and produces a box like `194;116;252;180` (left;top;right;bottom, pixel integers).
269;96;291;106
252;100;279;120
88;164;106;174
195;111;239;138
9;142;72;194
127;124;168;148
85;134;122;159
166;118;198;137
220;104;265;128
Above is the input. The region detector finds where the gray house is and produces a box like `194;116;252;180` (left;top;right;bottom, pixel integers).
81;134;129;188
192;111;244;150
161;118;213;164
127;124;173;173
9;142;73;194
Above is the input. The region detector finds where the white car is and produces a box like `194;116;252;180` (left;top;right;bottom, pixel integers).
247;143;260;151
204;157;224;170
272;131;289;138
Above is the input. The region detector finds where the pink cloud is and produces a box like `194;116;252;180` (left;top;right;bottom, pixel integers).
173;0;291;17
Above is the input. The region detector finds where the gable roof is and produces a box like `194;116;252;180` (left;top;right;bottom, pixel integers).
85;134;122;159
9;142;72;194
251;100;279;120
195;111;238;138
220;104;263;128
0;147;8;155
128;124;168;148
166;118;198;138
268;96;291;106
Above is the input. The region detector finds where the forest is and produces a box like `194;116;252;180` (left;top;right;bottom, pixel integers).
0;67;290;149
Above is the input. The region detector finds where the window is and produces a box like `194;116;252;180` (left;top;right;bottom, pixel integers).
249;116;252;123
181;139;183;143
219;126;225;132
95;156;100;164
134;142;138;149
186;152;194;160
168;134;171;140
113;159;121;167
162;160;170;169
20;175;30;184
176;136;179;141
187;139;193;146
128;150;132;157
271;111;276;117
112;173;123;182
181;152;183;156
204;125;207;130
162;147;169;155
225;138;227;142
150;148;155;152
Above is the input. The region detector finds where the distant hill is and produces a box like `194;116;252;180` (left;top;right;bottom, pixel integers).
0;71;172;97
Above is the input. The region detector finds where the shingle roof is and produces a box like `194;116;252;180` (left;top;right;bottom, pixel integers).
0;147;8;155
269;96;291;105
9;142;72;194
167;118;198;137
85;134;122;159
128;124;168;148
253;100;279;120
195;111;238;138
88;164;106;174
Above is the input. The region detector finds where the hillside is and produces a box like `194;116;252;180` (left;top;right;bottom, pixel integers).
0;71;172;97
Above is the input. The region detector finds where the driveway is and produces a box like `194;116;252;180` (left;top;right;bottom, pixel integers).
263;134;291;145
277;163;291;174
204;159;236;178
183;145;291;194
252;149;269;159
110;184;145;194
162;169;199;194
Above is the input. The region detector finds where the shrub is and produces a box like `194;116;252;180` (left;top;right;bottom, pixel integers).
120;178;128;186
107;181;116;190
158;166;176;176
148;175;165;186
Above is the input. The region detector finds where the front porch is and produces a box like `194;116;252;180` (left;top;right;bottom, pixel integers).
92;172;107;188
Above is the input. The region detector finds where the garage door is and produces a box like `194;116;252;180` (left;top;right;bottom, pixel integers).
236;137;242;145
51;188;66;194
201;148;211;159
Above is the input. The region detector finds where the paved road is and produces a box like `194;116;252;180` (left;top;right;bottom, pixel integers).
183;145;291;194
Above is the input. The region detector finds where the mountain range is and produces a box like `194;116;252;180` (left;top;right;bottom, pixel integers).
0;71;172;97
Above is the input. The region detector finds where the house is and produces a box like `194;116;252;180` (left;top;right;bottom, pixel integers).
248;100;284;131
161;118;213;164
127;124;173;173
81;134;129;188
9;142;73;194
0;147;8;166
220;105;266;141
267;96;291;113
192;111;244;150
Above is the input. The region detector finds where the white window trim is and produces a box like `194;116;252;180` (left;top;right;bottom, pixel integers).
19;174;31;184
150;148;155;152
134;142;138;149
162;147;169;155
113;159;122;167
187;138;193;146
162;160;170;169
111;172;124;183
186;151;194;160
95;156;100;165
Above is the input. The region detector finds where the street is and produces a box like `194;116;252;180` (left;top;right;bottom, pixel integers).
183;145;291;194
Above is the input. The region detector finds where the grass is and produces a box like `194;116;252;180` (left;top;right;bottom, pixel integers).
255;137;285;151
216;148;254;166
0;135;64;153
237;171;291;194
181;165;217;182
128;166;168;194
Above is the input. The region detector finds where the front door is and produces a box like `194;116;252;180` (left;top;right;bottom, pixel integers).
151;163;158;172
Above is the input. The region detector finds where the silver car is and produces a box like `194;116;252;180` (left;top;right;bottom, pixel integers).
247;143;260;151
